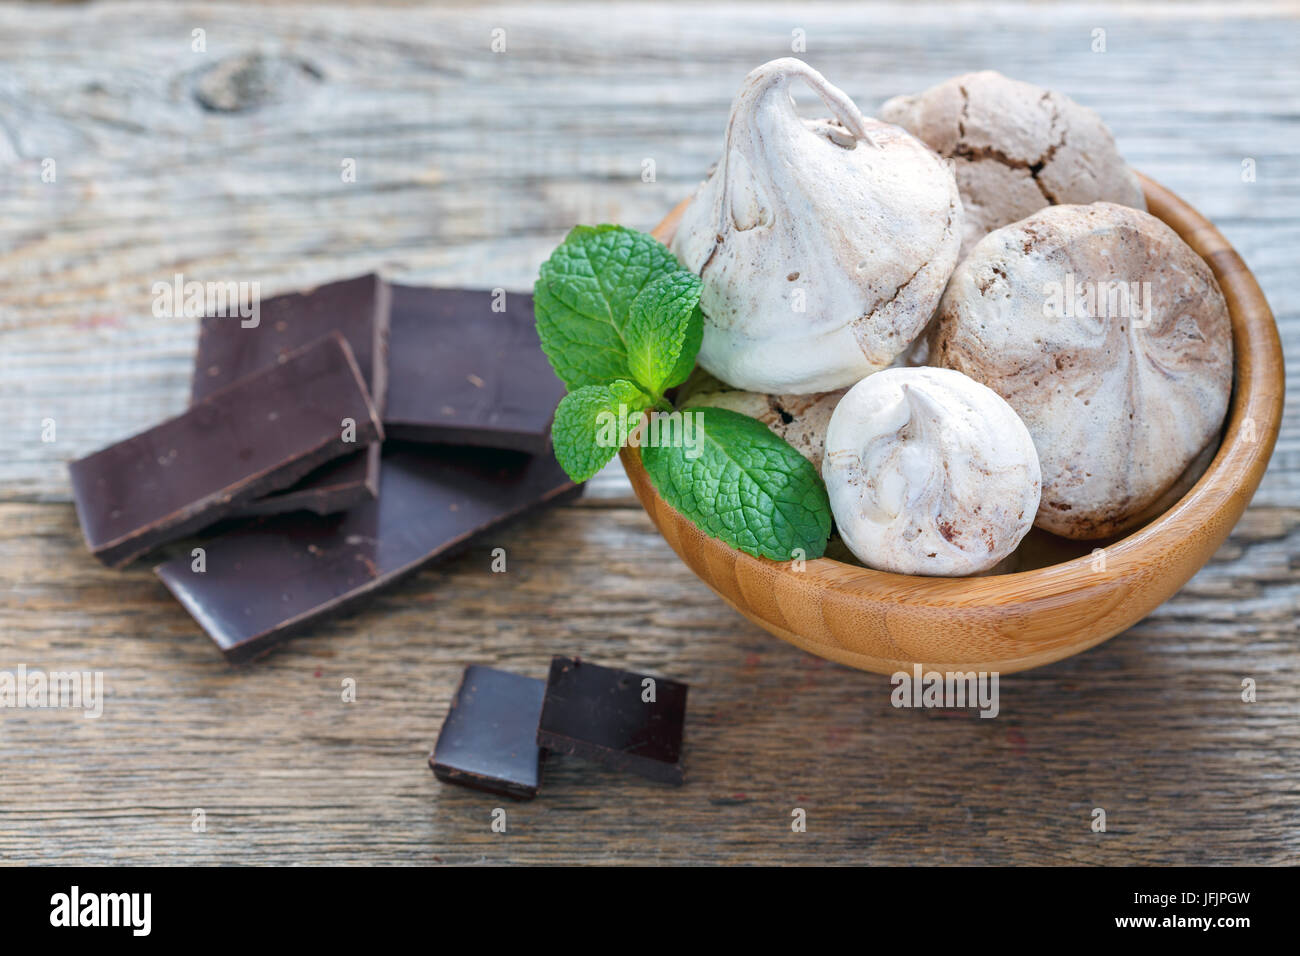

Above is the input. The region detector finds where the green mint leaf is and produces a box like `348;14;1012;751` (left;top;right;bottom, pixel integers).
551;380;653;483
624;271;703;397
534;225;681;390
641;407;832;561
663;299;703;389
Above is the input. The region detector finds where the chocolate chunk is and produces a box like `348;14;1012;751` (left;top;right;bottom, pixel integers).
430;666;547;801
537;657;688;785
385;286;565;454
70;333;382;567
192;275;391;515
154;444;581;663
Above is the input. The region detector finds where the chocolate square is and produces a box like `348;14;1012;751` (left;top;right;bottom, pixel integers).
430;666;547;801
536;656;688;785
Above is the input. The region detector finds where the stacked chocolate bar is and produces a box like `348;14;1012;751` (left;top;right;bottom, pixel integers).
69;276;576;663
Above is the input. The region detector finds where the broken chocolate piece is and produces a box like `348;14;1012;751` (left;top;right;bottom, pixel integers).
154;444;581;663
192;274;391;515
537;657;688;785
70;332;382;567
227;452;373;517
430;666;547;801
385;286;565;454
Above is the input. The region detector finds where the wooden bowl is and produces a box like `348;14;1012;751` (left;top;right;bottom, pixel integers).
620;173;1285;674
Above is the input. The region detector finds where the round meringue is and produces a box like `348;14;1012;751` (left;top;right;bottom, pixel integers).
880;71;1145;258
822;366;1041;576
930;202;1233;539
672;57;962;394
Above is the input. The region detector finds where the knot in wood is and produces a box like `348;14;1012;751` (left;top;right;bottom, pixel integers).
194;52;321;113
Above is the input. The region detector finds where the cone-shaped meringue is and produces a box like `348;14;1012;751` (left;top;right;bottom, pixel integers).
672;58;962;394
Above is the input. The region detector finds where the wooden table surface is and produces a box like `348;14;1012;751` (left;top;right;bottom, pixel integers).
1;1;1296;865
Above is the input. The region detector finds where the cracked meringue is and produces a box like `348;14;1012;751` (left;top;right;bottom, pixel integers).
880;71;1145;257
822;367;1041;576
676;369;846;472
930;202;1233;539
672;57;962;394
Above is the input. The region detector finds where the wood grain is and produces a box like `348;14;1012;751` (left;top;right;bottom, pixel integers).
1;1;1297;865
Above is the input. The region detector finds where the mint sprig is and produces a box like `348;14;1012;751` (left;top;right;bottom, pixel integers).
641;407;832;561
537;225;695;484
535;223;833;563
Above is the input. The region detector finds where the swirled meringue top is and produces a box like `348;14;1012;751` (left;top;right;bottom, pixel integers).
822;366;1041;576
930;202;1232;539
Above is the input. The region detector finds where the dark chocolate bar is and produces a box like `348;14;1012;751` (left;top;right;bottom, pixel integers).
70;333;382;567
430;666;547;801
385;286;565;454
192;274;391;515
154;444;581;663
536;657;688;785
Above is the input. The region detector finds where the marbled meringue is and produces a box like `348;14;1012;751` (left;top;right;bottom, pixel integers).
880;71;1145;258
822;366;1041;576
930;202;1233;539
672;58;962;394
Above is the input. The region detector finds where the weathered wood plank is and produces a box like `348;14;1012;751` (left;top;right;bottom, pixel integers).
1;501;1297;865
1;2;1297;502
0;1;1297;865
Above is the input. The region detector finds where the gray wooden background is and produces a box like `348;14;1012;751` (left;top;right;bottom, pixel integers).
0;1;1296;865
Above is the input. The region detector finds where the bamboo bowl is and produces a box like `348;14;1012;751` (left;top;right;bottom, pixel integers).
620;173;1284;674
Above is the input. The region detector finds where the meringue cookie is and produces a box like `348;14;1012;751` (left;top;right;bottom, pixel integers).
676;369;846;471
822;367;1041;576
930;202;1233;539
880;71;1145;257
672;58;962;394
1124;436;1219;531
